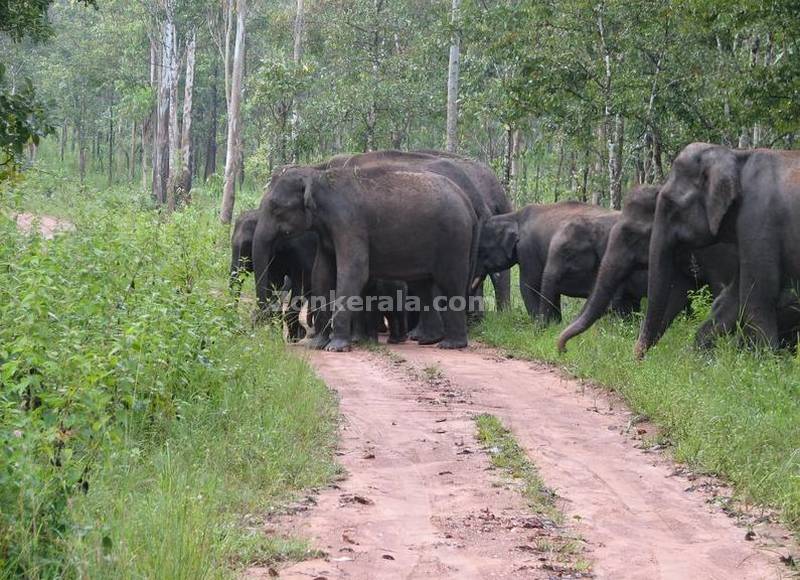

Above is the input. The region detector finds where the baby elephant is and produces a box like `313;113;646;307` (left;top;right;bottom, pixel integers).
475;201;644;323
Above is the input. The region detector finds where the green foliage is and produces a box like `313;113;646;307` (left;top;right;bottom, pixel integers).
0;66;52;180
477;286;800;532
0;166;338;577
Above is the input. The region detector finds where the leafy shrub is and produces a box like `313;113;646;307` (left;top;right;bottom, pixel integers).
0;174;337;577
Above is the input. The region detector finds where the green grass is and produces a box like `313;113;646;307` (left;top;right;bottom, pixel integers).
476;284;800;533
475;413;561;523
0;154;339;578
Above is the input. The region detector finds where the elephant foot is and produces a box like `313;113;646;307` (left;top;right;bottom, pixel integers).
417;334;444;345
325;338;352;352
437;337;468;349
387;334;408;345
307;334;331;350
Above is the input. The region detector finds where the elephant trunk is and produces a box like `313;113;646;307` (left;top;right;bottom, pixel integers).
635;220;675;359
558;244;635;353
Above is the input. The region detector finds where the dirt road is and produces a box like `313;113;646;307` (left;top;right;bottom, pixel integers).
249;343;794;579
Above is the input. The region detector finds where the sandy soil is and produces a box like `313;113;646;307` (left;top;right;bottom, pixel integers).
246;341;795;579
13;212;74;239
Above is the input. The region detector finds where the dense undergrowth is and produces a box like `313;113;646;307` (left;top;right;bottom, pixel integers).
477;294;800;533
0;164;338;578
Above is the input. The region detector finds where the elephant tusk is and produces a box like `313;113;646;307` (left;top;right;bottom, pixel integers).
471;276;482;291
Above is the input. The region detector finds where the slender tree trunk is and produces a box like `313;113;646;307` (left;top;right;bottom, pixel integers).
108;94;114;185
180;30;197;198
166;26;181;211
610;114;624;209
205;60;219;180
289;0;304;162
129;121;137;181
141;122;148;190
60;120;67;163
445;0;461;153
220;0;246;224
153;8;174;206
78;97;87;182
509;128;521;198
553;136;565;202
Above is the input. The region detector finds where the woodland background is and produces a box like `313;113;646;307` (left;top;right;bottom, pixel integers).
3;0;799;215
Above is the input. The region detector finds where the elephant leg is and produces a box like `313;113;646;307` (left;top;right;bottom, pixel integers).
327;252;369;352
386;283;408;344
467;283;486;325
519;261;543;320
408;281;444;344
651;274;694;344
307;249;335;350
433;274;469;350
739;260;780;349
492;269;512;311
695;281;739;350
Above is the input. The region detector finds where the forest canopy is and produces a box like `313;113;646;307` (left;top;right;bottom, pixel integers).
2;0;799;210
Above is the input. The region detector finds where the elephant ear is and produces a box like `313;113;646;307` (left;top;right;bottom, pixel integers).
500;220;519;262
705;154;739;237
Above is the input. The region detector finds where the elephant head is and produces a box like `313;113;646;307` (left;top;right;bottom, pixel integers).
252;166;322;313
473;214;518;288
635;143;740;358
558;185;657;352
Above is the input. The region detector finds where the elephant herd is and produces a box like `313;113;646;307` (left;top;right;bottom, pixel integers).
231;144;800;357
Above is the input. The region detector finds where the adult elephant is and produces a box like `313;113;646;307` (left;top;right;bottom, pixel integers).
474;201;637;323
230;209;316;341
636;143;800;357
252;164;478;352
557;185;738;352
317;149;512;311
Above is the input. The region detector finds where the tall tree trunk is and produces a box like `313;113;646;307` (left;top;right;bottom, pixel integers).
129;121;137;181
204;59;219;180
78;97;87;182
166;24;181;211
289;0;304;162
153;7;174;206
60;120;67;163
180;30;197;198
509;128;521;199
141;122;148;190
553;136;565;202
610;114;624;209
220;0;246;224
108;93;114;185
445;0;461;153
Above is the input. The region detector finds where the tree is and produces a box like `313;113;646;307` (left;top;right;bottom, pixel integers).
220;0;245;224
445;0;461;152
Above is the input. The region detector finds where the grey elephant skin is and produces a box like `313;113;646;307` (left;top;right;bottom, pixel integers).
252;164;478;352
317;149;513;312
557;185;741;352
637;143;800;356
475;201;645;323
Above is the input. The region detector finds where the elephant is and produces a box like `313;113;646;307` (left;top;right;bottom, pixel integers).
314;149;513;312
252;164;479;352
538;213;647;324
636;143;800;357
557;185;739;352
474;201;641;323
230;209;316;341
